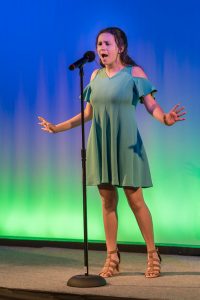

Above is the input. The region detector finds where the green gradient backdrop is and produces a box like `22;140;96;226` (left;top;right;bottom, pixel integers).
0;0;200;247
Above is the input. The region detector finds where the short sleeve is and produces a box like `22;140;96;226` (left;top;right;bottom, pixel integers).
82;83;91;103
133;77;157;104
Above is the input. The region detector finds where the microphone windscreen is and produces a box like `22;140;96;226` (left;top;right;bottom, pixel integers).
84;51;95;62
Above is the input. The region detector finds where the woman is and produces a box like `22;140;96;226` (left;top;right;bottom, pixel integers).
38;27;186;278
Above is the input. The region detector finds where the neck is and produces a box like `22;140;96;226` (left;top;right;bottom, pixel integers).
105;62;125;76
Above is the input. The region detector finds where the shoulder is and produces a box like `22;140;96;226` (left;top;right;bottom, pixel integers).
131;66;148;79
90;69;100;81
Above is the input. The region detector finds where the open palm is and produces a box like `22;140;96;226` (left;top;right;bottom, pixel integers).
164;104;186;126
38;116;56;133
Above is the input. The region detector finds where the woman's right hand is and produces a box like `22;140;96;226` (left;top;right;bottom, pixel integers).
38;116;57;133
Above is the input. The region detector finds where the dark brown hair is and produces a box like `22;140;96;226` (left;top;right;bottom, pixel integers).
96;27;138;67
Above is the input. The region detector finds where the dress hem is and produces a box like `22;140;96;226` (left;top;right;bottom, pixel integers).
86;182;153;189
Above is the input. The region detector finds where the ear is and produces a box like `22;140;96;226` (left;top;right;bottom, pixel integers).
118;45;125;54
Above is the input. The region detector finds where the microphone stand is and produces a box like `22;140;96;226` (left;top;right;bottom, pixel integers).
67;65;106;287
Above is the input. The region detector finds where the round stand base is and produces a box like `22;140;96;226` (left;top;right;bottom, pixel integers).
67;274;106;288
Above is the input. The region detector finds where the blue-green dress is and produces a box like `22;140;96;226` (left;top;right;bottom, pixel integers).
83;66;157;188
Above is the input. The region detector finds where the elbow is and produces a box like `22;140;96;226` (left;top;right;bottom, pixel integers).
87;113;93;121
146;103;157;115
84;111;93;122
84;106;93;121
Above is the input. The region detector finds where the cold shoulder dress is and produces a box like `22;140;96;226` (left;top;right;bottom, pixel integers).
83;65;157;188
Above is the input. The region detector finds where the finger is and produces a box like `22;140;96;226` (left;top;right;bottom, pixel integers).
171;103;180;111
177;118;186;121
175;107;185;113
38;116;47;123
41;127;53;133
177;112;186;117
42;122;49;127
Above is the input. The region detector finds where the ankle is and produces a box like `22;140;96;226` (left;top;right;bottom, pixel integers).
106;248;120;262
107;247;118;254
147;248;161;262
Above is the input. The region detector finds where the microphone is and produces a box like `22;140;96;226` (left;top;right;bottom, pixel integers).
69;51;95;70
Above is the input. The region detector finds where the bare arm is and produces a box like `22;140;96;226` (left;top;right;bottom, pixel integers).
54;103;93;132
142;94;166;123
38;69;99;133
132;67;186;125
38;102;93;133
132;66;165;123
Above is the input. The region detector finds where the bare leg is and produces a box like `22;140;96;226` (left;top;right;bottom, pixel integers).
124;187;161;277
98;183;120;277
123;187;155;251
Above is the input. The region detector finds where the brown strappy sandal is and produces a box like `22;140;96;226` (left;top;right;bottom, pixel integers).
145;248;162;278
99;249;121;278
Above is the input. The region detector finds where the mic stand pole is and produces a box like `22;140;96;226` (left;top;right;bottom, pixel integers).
67;65;106;287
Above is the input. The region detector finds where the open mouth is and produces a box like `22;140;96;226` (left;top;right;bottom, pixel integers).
101;54;108;58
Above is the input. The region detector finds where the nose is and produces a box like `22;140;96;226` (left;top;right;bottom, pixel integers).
99;43;106;51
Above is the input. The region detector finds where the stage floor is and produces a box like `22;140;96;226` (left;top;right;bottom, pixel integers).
0;246;200;300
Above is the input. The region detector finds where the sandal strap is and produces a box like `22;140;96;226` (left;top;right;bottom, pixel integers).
147;262;161;268
105;258;119;266
107;248;121;263
148;248;162;262
107;248;118;255
148;258;161;264
145;248;162;278
99;249;120;277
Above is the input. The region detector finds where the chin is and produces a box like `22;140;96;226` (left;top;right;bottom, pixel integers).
104;61;112;66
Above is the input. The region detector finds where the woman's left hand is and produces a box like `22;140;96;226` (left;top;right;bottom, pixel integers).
164;104;186;126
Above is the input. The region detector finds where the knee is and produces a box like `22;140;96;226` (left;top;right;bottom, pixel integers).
102;197;117;213
98;184;118;213
129;197;144;212
124;187;145;212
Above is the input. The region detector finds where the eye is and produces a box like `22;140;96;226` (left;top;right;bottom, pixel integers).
105;42;110;46
98;42;102;46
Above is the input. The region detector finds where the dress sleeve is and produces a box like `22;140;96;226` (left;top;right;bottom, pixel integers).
82;83;91;103
133;77;157;104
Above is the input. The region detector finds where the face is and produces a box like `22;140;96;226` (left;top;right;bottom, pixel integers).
97;32;122;66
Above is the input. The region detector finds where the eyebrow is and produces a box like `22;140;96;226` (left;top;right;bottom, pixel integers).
98;40;110;43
